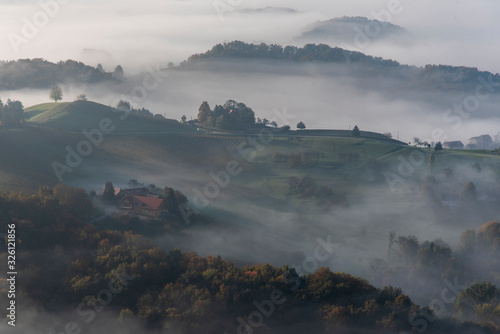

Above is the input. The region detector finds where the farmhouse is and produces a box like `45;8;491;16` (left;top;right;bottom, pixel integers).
442;141;464;149
466;135;494;149
119;195;167;218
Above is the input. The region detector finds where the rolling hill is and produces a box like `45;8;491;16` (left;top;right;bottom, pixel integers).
24;100;194;133
295;16;409;45
0;99;498;203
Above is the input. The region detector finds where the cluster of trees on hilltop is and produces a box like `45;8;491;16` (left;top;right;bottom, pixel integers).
0;188;496;334
197;100;256;130
0;59;122;90
116;100;153;117
0;98;24;128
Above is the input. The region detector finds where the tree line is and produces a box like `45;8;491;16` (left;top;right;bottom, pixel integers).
0;59;123;90
0;98;24;128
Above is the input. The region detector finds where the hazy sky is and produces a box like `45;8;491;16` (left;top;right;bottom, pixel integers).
1;0;500;74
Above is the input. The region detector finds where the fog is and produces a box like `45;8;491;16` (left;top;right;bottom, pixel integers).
60;123;500;309
1;0;500;74
11;58;500;146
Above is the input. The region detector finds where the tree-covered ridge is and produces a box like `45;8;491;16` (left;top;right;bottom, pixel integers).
185;40;400;67
0;188;498;333
184;41;500;93
0;59;120;90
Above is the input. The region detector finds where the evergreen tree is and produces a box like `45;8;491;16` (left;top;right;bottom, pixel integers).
103;181;116;202
352;125;360;137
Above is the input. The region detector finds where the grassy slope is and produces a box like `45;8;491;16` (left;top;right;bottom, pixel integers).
24;102;71;121
25;100;195;133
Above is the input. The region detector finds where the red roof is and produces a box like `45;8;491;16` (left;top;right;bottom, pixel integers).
132;196;164;210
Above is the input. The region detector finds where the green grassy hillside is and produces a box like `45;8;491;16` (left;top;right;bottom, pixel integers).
24;102;71;121
25;100;195;133
1;100;499;199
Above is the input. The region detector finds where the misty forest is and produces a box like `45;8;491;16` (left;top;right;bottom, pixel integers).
1;1;500;334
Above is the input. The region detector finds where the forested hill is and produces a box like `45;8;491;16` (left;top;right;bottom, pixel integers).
296;16;408;44
0;59;121;90
182;41;500;93
184;40;401;67
0;189;498;334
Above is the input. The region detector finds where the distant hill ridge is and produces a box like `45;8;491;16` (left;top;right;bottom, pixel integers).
183;41;500;93
0;59;119;90
297;16;407;43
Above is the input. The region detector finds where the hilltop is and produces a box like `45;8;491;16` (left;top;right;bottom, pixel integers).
24;100;193;133
296;16;408;44
182;41;500;94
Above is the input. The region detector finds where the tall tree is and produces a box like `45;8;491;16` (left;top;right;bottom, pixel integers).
50;85;63;102
460;182;478;203
102;181;116;202
112;65;124;80
387;231;395;262
197;101;212;124
297;121;306;130
352;125;360;137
